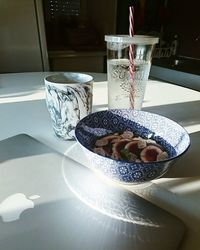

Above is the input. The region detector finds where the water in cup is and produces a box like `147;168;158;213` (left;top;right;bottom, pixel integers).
107;58;151;109
105;35;159;110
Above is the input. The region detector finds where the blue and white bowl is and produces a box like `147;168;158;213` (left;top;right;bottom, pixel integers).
75;109;190;184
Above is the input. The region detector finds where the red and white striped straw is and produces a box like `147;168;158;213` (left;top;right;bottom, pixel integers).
129;6;134;40
129;6;135;109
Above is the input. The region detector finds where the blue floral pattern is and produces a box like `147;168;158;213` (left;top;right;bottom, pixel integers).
75;109;190;184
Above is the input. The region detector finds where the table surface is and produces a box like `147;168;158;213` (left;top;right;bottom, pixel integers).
1;72;200;250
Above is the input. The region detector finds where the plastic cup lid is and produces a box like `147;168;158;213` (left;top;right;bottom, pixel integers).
105;35;159;45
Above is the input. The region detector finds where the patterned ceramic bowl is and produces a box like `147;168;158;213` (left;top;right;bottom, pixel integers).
75;109;190;184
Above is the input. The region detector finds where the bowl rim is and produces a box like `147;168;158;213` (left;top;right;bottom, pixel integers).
75;109;191;165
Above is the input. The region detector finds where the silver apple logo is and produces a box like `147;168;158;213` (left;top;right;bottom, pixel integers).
0;193;39;222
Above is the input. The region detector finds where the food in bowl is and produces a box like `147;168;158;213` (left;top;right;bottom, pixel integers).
75;109;190;184
93;131;169;162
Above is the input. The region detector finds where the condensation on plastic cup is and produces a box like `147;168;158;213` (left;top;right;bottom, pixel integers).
105;35;159;110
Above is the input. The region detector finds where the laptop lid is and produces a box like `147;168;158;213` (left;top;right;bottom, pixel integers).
0;134;185;250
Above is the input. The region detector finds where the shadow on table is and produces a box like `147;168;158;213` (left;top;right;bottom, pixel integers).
94;100;200;126
0;134;53;164
154;130;200;198
0;73;47;99
143;102;200;195
143;100;200;128
163;131;200;178
0;87;44;99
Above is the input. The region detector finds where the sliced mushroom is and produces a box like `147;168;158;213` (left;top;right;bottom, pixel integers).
129;152;138;162
111;137;122;144
137;139;147;149
125;140;139;154
112;139;131;153
157;151;169;161
93;147;107;156
140;145;163;162
92;131;168;163
111;151;121;160
121;131;134;139
146;139;157;144
95;138;109;147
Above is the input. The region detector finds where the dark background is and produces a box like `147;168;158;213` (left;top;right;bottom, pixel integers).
116;0;200;59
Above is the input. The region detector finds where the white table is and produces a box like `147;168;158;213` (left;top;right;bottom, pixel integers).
1;72;200;250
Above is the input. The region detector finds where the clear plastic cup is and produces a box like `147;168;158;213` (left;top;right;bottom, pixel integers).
105;35;159;110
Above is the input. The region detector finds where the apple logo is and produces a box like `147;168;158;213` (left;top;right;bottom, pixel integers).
0;193;40;222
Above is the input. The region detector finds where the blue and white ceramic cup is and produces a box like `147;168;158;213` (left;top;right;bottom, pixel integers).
44;72;93;140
